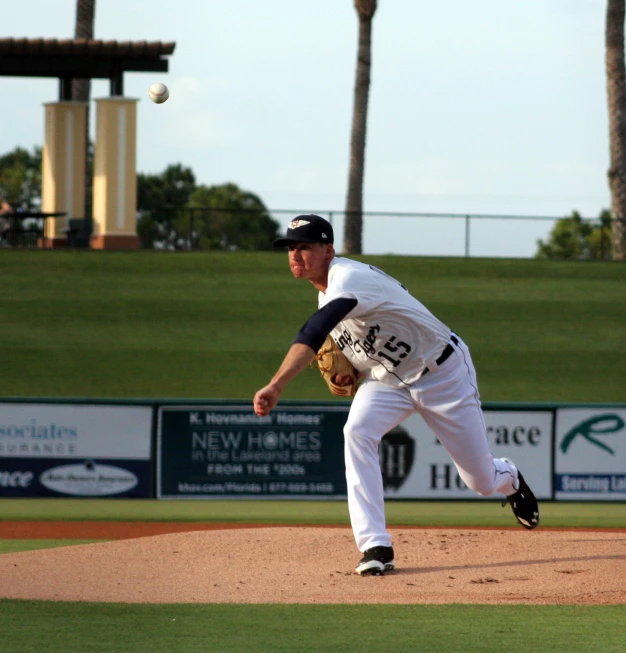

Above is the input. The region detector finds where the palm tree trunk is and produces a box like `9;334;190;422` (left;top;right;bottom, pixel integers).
344;0;377;254
72;0;96;220
606;0;626;261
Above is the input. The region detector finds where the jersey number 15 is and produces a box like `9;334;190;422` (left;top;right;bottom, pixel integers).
378;336;411;367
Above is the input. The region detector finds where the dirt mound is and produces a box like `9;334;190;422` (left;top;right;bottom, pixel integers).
1;527;624;604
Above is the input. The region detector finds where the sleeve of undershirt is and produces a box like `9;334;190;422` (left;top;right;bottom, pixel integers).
293;297;358;352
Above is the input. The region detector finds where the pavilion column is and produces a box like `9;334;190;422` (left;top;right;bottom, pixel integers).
41;101;87;247
91;97;140;249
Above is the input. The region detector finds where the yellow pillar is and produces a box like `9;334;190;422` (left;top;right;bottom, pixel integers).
91;97;140;249
41;102;87;247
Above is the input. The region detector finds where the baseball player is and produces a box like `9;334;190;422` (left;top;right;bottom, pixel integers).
253;214;539;576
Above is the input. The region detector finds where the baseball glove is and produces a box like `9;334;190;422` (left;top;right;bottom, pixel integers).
312;335;359;397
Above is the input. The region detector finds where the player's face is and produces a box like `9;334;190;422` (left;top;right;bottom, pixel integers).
287;242;332;282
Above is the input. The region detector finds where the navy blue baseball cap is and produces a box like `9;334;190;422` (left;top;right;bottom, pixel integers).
273;214;334;247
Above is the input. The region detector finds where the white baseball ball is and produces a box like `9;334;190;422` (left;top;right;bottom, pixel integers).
148;82;169;104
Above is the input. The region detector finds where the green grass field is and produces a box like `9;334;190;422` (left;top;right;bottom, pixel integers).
1;498;626;531
1;251;624;652
1;602;624;653
1;250;625;401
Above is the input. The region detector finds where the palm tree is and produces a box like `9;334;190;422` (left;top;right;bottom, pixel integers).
606;0;626;260
72;0;96;220
343;0;377;254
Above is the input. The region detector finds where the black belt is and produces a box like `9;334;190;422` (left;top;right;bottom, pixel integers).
422;335;458;376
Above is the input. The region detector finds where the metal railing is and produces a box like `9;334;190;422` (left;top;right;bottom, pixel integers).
139;207;616;259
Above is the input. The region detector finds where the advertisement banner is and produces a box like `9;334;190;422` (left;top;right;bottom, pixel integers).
157;405;349;498
555;407;626;500
0;403;153;497
382;410;553;500
0;457;151;498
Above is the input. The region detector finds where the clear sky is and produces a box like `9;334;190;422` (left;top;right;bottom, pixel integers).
1;0;611;257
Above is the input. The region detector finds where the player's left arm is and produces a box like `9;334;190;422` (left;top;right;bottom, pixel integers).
253;343;316;416
294;297;358;351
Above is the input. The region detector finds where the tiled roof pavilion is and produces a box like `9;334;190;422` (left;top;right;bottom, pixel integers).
0;38;176;97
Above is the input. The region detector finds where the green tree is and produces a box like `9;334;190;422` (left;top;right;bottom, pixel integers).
136;167;277;251
344;0;378;255
535;210;612;260
0;146;42;209
188;183;280;251
587;209;613;258
136;164;196;249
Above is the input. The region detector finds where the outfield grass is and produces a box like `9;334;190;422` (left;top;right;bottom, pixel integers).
1;250;624;402
1;602;624;653
1;498;625;529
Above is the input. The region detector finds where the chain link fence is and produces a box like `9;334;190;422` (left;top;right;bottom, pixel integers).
142;207;615;260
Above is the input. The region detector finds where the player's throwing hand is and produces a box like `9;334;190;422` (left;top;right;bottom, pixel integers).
253;384;280;416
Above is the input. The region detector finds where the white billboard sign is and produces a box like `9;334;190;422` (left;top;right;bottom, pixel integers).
0;403;152;459
382;409;553;500
555;408;626;501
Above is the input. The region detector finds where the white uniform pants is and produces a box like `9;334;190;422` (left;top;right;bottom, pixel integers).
343;335;518;552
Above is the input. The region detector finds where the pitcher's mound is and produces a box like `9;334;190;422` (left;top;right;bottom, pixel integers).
1;527;624;604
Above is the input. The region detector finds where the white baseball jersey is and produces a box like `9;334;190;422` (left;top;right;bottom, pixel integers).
319;257;451;388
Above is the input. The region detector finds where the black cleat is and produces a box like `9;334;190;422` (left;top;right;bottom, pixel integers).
355;546;395;575
503;466;540;530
